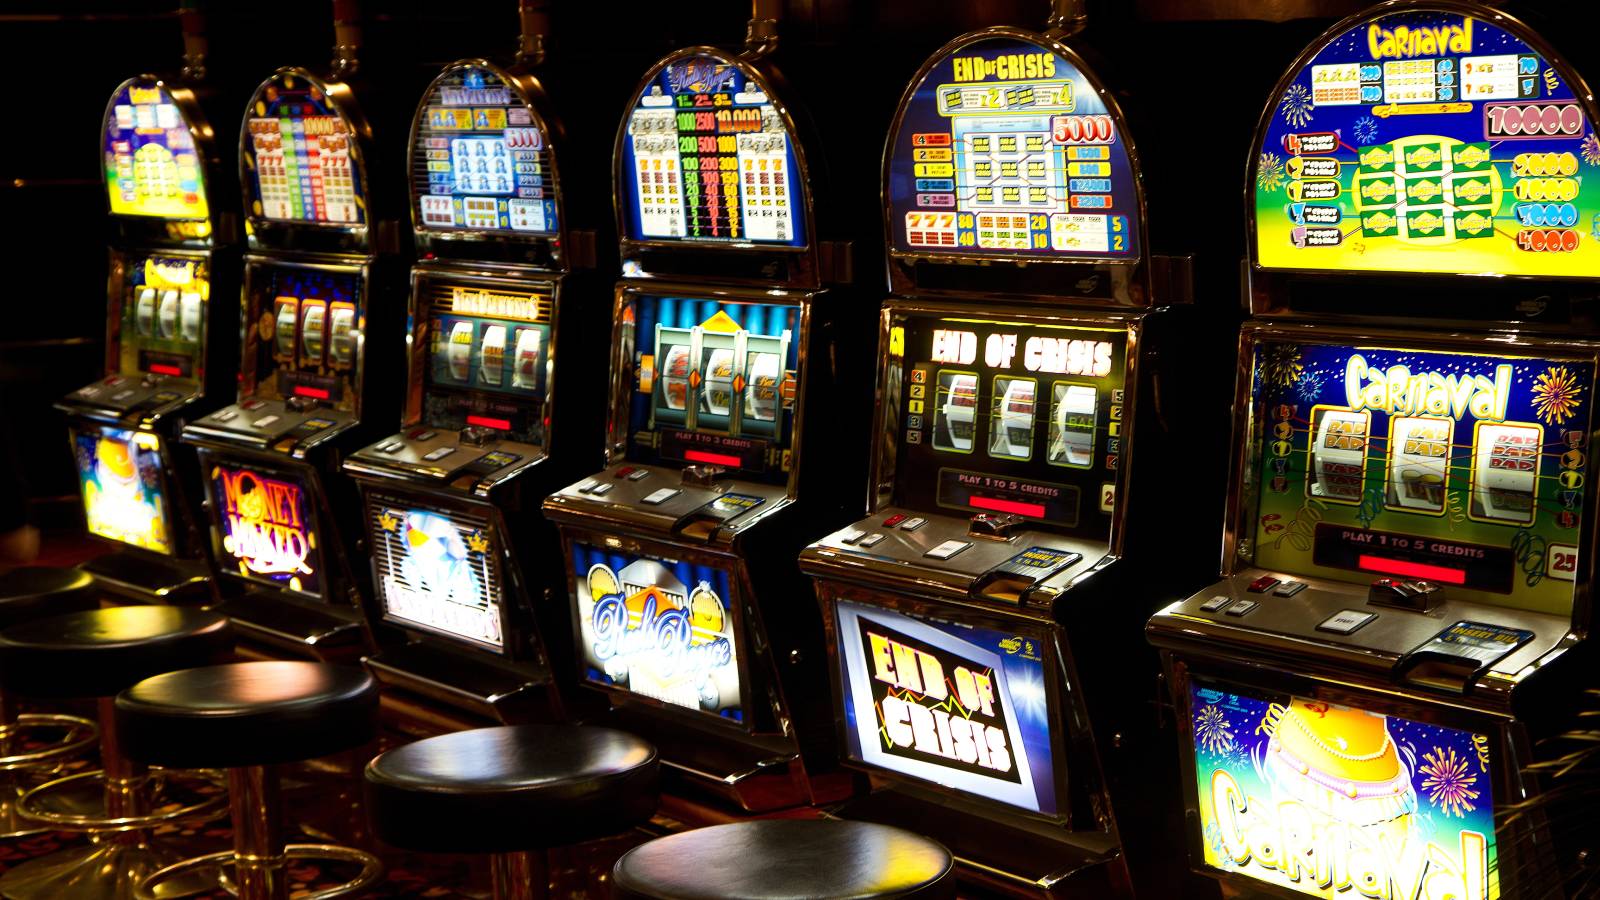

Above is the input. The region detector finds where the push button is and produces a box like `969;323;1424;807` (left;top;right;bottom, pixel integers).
1199;595;1231;613
900;517;927;532
589;482;614;496
838;528;866;545
573;479;598;493
377;441;403;454
1318;609;1377;635
212;410;238;423
1247;575;1279;593
642;488;680;505
423;447;456;462
858;533;886;548
627;468;651;481
252;415;280;428
410;429;437;441
882;514;907;528
1273;580;1307;597
925;540;970;561
1224;599;1259;617
241;399;266;411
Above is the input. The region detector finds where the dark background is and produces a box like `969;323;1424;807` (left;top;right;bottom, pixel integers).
3;0;1596;525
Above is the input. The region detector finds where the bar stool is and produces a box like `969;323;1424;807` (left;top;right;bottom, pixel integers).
0;605;234;900
0;567;101;839
115;660;384;900
364;725;659;900
613;820;956;899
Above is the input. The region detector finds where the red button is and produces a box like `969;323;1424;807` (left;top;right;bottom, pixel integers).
1248;575;1280;593
883;514;907;528
616;466;635;478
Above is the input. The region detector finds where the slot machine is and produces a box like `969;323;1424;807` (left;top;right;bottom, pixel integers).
343;2;612;725
542;5;861;812
1146;3;1600;898
57;5;241;602
797;5;1222;896
180;0;407;659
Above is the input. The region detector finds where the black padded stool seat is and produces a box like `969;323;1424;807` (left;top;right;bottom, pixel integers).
116;661;378;769
0;605;231;698
365;724;659;854
613;820;956;900
0;566;98;628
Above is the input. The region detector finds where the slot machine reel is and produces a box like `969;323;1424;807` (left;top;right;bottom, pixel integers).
938;372;978;451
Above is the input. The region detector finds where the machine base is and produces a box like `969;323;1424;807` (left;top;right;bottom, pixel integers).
602;710;813;814
830;789;1127;898
80;554;211;605
364;641;557;726
214;593;367;662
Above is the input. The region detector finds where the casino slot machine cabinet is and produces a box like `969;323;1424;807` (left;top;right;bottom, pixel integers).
343;3;611;726
57;7;241;603
180;3;408;661
797;10;1222;897
542;10;861;813
1146;3;1600;898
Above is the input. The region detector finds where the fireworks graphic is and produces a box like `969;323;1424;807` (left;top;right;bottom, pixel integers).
1295;369;1324;404
1195;705;1236;755
1582;133;1600;168
1262;344;1304;387
1280;84;1314;128
1419;746;1480;817
1354;115;1379;145
1257;152;1285;193
1532;366;1585;425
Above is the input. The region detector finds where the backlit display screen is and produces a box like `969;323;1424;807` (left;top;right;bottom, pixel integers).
206;460;323;599
103;77;208;220
621;292;800;483
886;35;1139;259
244;71;365;225
70;424;173;555
117;254;208;381
413;64;558;235
370;495;505;651
891;311;1126;533
1189;679;1497;898
571;542;743;724
835;600;1058;816
620;51;805;246
245;263;362;411
1244;338;1593;615
1252;9;1599;276
420;276;552;444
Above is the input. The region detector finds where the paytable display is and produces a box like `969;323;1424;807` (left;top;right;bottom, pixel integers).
104;78;208;221
620;52;805;246
414;65;558;235
886;37;1139;258
245;72;365;225
1254;10;1599;276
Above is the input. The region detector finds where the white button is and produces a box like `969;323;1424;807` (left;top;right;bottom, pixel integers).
378;441;402;454
925;540;969;560
838;528;866;545
112;390;136;401
213;410;237;422
642;488;680;505
1318;609;1377;635
252;415;280;428
858;533;885;548
589;482;614;496
1199;595;1231;612
573;479;597;493
423;447;456;461
901;517;927;531
627;469;651;481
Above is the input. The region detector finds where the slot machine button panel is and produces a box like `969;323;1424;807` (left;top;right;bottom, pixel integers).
900;517;927;532
1224;599;1259;617
1317;609;1377;635
859;533;886;549
925;540;971;561
642;488;680;505
1199;595;1232;613
1247;575;1279;593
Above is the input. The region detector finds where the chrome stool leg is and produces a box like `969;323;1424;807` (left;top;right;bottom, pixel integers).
138;765;383;900
0;699;224;900
489;850;546;900
0;690;98;840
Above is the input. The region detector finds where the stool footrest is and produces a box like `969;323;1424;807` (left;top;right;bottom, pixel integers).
138;843;384;900
0;713;98;772
17;765;227;832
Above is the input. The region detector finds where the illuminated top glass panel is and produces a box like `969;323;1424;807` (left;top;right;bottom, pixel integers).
1242;338;1593;616
886;34;1141;260
619;50;807;246
1252;9;1600;277
412;64;559;237
103;77;209;220
244;71;366;225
